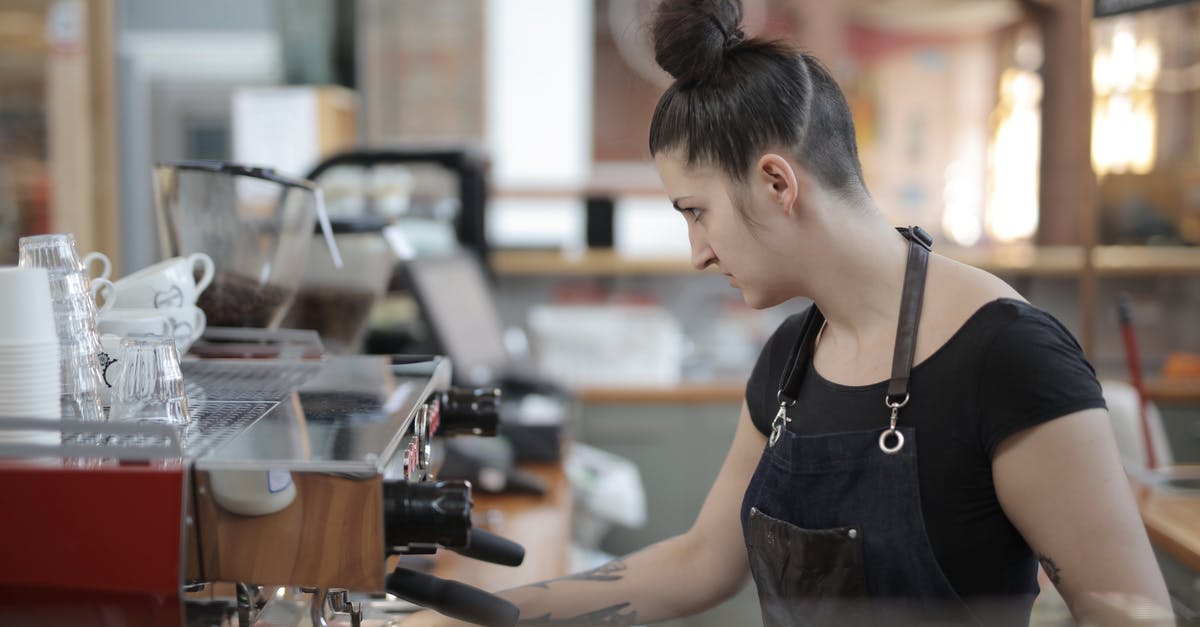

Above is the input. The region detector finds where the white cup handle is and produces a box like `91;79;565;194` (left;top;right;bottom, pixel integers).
193;307;207;341
90;278;115;315
82;251;112;281
190;253;215;295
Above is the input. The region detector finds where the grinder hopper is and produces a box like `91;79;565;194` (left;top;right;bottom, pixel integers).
153;160;340;330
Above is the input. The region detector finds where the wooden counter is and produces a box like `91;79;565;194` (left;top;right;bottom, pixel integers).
429;463;574;591
1145;379;1200;404
1132;471;1200;574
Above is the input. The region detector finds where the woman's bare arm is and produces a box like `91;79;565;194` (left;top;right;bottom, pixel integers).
993;408;1174;626
401;403;766;626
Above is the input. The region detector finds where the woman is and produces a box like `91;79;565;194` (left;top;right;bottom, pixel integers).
404;0;1171;625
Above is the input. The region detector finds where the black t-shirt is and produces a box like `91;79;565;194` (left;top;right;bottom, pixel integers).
745;298;1106;619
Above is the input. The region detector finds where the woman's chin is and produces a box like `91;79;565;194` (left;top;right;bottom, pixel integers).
737;288;773;310
737;285;792;310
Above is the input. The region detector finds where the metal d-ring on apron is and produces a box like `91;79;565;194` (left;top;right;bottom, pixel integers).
769;226;932;453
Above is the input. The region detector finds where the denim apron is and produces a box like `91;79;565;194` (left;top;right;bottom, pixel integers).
741;227;981;627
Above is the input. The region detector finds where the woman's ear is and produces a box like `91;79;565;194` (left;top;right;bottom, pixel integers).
755;153;808;217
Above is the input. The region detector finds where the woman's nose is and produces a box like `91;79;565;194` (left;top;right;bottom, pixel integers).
689;232;716;270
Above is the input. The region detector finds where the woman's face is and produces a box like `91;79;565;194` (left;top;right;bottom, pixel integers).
654;151;793;309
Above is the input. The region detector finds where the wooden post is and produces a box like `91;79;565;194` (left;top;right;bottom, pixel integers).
1032;0;1097;356
88;0;120;274
46;0;96;255
1077;0;1097;360
45;0;120;272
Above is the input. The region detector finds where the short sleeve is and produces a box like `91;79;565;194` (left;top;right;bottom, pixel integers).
977;308;1107;457
745;309;813;436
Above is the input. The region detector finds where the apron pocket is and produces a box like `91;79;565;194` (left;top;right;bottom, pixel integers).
747;507;871;627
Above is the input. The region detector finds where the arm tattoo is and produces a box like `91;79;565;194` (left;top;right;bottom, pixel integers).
518;602;638;626
510;560;636;624
1038;553;1063;585
520;559;628;590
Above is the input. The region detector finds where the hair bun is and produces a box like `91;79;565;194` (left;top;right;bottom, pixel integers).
724;26;746;48
652;0;744;85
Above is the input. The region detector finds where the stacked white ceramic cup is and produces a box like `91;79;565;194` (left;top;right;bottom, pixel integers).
17;233;113;426
0;267;63;446
106;253;213;357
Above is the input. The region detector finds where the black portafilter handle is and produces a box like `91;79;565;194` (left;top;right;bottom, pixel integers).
384;480;472;549
387;567;520;626
438;387;501;436
448;528;526;567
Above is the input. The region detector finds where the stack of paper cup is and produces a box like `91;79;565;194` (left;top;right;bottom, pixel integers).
0;266;63;446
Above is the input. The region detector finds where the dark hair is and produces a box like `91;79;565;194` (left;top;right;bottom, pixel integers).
648;0;867;199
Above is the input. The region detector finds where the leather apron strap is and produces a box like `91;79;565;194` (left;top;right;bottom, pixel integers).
887;226;932;405
771;226;932;453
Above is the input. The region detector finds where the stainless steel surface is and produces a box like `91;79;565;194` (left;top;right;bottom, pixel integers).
307;587;329;627
192;355;450;472
181;401;281;459
183;359;324;402
1;355;452;472
183;354;453;591
0;418;182;460
236;582;257;627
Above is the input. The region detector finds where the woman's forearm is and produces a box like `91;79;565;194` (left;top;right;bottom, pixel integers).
495;532;739;626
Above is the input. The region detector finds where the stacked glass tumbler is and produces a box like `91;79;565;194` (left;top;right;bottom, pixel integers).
18;234;107;428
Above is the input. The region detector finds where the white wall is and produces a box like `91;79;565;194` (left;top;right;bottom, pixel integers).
485;0;593;188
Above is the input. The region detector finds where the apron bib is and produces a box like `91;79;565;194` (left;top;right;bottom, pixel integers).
741;227;981;626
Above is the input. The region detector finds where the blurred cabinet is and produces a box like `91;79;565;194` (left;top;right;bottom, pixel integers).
1156;546;1200;624
231;85;359;179
575;398;758;627
1159;404;1200;463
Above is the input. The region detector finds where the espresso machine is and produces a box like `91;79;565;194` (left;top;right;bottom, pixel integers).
0;350;526;626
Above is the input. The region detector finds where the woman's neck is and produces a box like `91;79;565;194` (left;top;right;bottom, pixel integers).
805;212;913;354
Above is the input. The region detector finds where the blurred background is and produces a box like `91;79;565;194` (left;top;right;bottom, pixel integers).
1;1;1200;624
2;0;1199;378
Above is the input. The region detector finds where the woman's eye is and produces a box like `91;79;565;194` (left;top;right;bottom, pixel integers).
685;207;703;221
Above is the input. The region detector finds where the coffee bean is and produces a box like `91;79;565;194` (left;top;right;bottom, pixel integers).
281;288;378;353
196;271;291;328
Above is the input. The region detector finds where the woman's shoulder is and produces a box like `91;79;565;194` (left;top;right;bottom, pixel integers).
929;259;1094;384
929;254;1022;313
917;256;1027;357
928;255;1073;340
918;256;1095;374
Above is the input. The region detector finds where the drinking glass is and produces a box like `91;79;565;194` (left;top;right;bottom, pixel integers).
21;234;111;428
18;233;110;279
108;335;190;432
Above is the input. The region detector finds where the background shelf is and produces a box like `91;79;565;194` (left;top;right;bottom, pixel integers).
491;245;1200;278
